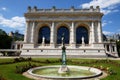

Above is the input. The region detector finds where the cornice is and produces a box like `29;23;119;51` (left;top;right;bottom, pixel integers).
26;19;101;22
24;12;103;18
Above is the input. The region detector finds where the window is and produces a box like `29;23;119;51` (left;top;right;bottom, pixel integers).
76;26;89;44
38;26;50;44
107;45;109;51
57;26;69;44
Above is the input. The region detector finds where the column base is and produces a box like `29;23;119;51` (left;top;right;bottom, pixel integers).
50;43;55;48
70;43;76;48
22;43;35;49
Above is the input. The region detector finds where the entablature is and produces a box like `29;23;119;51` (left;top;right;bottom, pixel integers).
25;16;101;22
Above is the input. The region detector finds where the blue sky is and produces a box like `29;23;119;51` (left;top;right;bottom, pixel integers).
0;0;120;35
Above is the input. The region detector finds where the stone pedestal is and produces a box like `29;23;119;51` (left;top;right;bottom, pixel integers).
22;43;35;49
58;66;69;74
50;43;55;48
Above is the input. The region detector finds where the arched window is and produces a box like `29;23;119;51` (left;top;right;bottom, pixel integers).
38;26;50;44
76;26;89;44
57;26;69;44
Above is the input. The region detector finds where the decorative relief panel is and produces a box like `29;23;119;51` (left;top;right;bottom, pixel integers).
26;15;101;21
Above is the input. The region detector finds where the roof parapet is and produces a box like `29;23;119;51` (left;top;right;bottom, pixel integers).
33;6;37;12
26;6;101;13
90;6;94;11
96;6;100;12
27;6;31;12
52;6;56;11
70;6;74;11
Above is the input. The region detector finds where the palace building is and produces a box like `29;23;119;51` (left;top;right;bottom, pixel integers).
21;6;118;57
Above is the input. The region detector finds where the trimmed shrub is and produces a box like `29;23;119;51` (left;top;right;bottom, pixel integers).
15;62;37;74
14;57;32;62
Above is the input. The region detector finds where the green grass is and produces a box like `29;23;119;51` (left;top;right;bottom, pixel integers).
0;58;120;80
0;62;32;80
0;58;14;64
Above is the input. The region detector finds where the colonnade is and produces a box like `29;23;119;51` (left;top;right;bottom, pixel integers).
24;21;103;48
104;42;117;54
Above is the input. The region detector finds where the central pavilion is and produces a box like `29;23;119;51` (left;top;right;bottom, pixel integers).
21;6;115;57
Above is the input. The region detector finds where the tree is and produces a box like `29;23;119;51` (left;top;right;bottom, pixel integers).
103;34;107;41
116;40;120;57
0;29;7;35
0;29;12;49
13;30;24;41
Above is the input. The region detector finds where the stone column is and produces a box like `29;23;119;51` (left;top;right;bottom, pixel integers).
24;21;29;43
91;21;95;43
50;22;55;48
15;44;18;49
31;22;35;43
70;22;75;48
105;44;107;53
114;45;117;52
89;22;92;44
98;21;102;43
109;44;112;53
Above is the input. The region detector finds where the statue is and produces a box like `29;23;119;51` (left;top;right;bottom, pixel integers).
61;33;64;46
42;37;45;45
81;36;85;46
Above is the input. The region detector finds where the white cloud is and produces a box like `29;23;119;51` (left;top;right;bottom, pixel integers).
81;0;120;15
118;29;120;31
103;31;114;35
102;21;107;27
102;20;112;27
112;9;119;12
1;7;7;11
0;15;25;31
0;7;7;11
117;29;120;34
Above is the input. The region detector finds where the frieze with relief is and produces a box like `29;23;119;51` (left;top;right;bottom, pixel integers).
26;16;101;21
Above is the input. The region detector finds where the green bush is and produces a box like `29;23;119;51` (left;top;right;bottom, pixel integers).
14;57;32;62
116;41;120;57
15;62;37;74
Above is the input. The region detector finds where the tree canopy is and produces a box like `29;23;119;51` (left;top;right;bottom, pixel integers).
0;29;12;49
116;40;120;57
0;29;7;35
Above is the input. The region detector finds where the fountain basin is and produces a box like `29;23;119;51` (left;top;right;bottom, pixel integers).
27;65;103;80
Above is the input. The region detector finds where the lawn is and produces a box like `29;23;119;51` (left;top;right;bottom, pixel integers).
0;58;120;80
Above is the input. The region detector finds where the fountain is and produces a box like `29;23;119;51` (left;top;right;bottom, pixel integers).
58;34;69;74
26;34;103;80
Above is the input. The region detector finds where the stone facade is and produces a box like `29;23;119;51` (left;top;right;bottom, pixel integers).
21;6;118;57
11;41;23;50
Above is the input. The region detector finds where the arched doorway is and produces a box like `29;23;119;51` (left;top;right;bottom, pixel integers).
38;26;50;44
76;26;89;44
57;26;69;44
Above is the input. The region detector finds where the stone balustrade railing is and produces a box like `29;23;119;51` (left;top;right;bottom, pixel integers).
27;6;100;13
